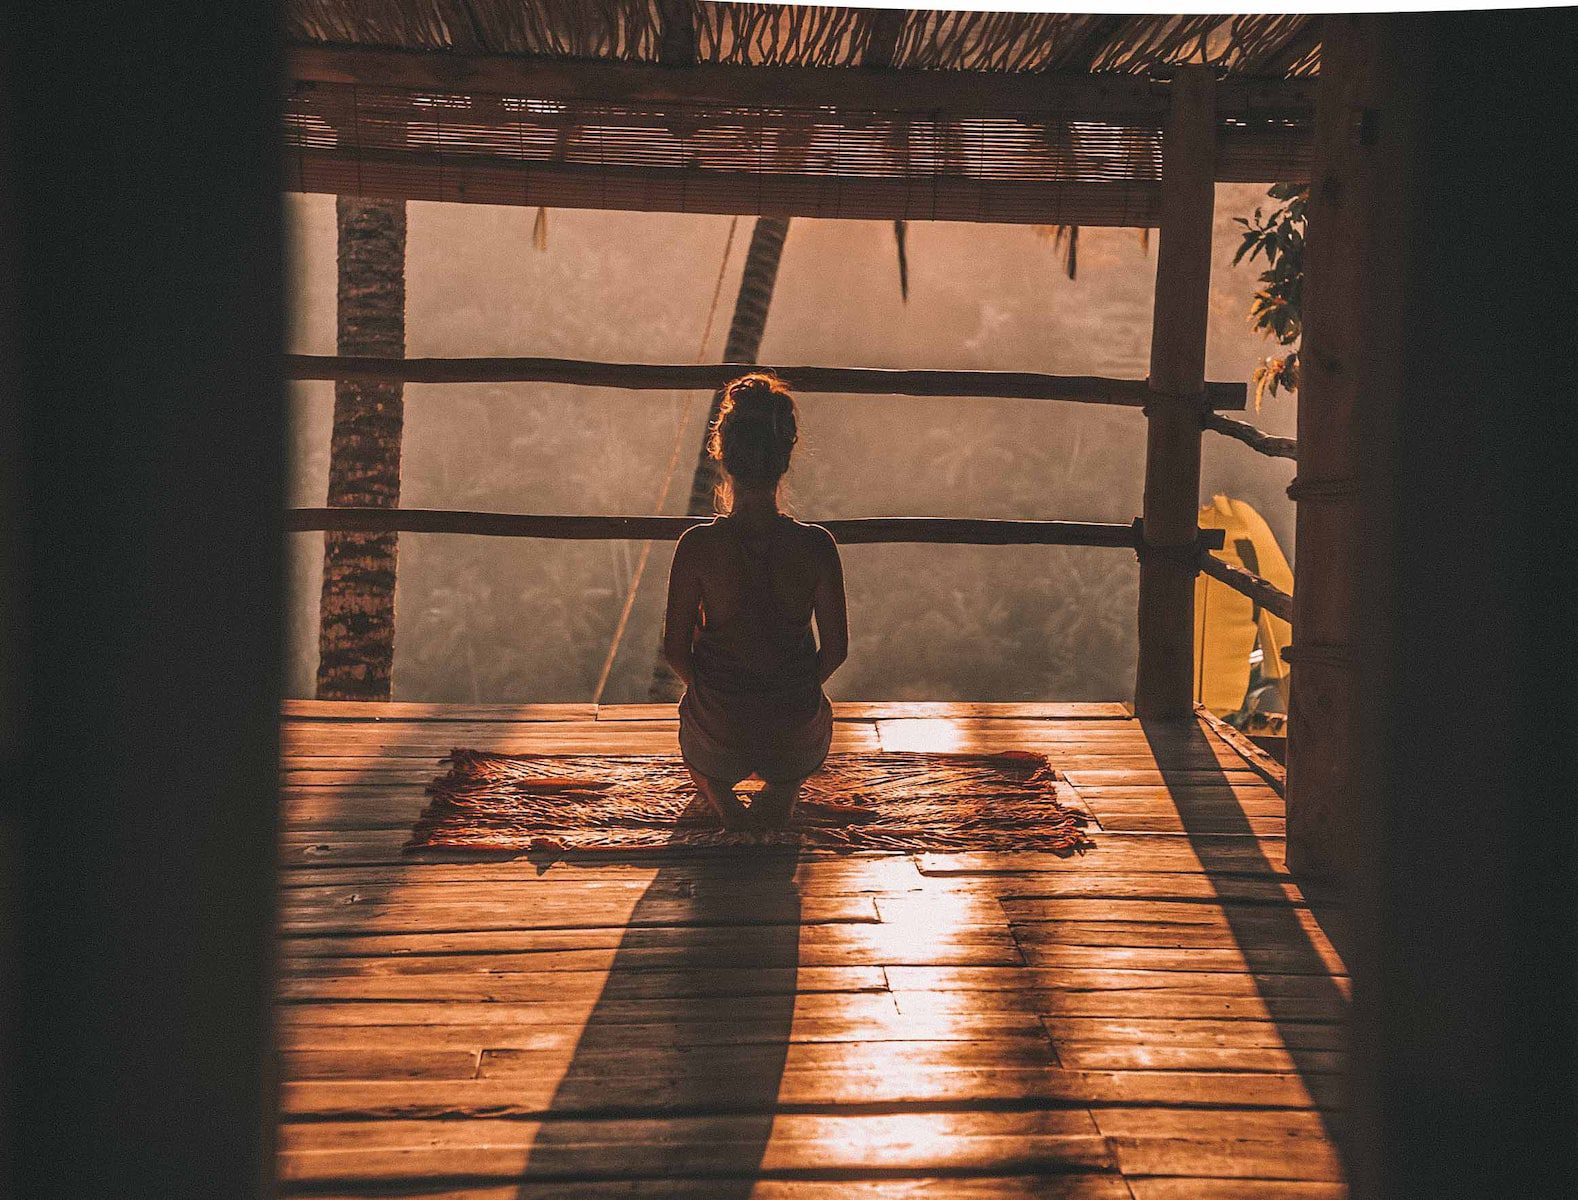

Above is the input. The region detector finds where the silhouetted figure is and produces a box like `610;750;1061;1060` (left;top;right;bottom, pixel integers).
662;373;849;831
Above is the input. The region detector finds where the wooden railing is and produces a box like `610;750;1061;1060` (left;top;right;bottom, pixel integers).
1202;411;1298;460
1197;548;1294;621
289;507;1231;551
1195;410;1297;618
285;354;1249;411
290;339;1285;717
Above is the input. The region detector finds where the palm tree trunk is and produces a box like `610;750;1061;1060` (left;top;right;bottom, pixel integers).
316;197;406;700
649;215;790;700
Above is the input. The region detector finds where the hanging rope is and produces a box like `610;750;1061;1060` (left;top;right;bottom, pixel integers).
589;216;739;706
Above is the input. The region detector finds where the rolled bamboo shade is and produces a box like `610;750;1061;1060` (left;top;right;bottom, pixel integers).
286;82;1179;224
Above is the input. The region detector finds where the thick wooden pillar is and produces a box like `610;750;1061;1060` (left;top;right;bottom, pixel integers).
1284;19;1373;885
1309;14;1578;1197
1134;66;1215;719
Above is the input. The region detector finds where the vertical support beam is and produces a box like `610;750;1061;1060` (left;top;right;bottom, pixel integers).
5;3;285;1196
1135;66;1215;719
1340;13;1578;1199
1285;18;1369;885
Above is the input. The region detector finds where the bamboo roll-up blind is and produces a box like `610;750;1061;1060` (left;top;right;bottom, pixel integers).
283;74;1312;222
284;81;1175;224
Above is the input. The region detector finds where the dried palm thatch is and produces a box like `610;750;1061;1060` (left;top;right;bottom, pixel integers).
288;4;1319;77
408;748;1094;854
283;4;1319;226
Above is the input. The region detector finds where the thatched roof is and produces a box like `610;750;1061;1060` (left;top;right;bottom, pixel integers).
287;5;1319;76
284;4;1319;225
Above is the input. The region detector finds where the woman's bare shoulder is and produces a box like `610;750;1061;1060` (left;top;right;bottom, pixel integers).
783;518;833;539
674;519;727;561
785;519;839;561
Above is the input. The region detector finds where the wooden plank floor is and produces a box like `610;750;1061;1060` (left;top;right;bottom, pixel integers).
275;701;1348;1199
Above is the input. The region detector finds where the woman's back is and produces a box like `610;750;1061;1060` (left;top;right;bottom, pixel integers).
694;514;821;628
687;515;826;698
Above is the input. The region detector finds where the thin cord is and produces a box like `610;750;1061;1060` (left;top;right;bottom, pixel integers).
589;216;739;706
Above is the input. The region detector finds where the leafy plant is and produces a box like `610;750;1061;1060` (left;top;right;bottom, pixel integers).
1233;182;1306;407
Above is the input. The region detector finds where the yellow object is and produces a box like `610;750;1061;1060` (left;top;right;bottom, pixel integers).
1194;495;1294;716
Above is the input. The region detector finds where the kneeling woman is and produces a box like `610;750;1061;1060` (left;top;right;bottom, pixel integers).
662;373;849;831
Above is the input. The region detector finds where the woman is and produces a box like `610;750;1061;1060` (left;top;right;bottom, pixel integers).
662;373;849;832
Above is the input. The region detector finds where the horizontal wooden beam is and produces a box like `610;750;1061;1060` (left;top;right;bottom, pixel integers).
1199;550;1294;622
286;508;1150;548
1203;412;1298;459
284;355;1248;410
285;146;1164;229
288;43;1317;119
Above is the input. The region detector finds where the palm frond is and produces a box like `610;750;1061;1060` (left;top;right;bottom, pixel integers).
1033;224;1080;279
893;219;910;302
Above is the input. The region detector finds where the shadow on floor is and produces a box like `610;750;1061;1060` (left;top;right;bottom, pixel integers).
1140;718;1352;1167
513;847;802;1196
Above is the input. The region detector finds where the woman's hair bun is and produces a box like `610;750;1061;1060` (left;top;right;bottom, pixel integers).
707;372;798;499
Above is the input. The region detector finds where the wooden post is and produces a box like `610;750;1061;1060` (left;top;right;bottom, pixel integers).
1296;15;1578;1197
1134;66;1215;719
1284;18;1370;886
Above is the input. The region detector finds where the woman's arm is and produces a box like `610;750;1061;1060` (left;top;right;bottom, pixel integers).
810;527;849;685
661;530;704;688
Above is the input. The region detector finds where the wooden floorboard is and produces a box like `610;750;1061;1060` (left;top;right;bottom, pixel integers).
274;701;1350;1197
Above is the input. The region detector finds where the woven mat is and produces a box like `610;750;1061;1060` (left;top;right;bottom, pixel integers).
407;749;1093;855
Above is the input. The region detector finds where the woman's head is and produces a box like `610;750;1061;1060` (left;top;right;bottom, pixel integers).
708;372;798;512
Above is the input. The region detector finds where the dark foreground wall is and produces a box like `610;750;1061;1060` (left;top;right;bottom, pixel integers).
1341;13;1578;1199
2;6;285;1198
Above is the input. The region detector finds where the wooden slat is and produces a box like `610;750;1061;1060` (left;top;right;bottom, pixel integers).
278;1011;1051;1050
893;988;1347;1024
283;1179;1134;1199
1060;1042;1344;1073
282;699;596;722
912;841;1293;877
881;966;1349;999
277;964;890;1002
278;993;903;1030
278;725;878;757
284;353;1247;410
278;930;1026;971
278;1116;1114;1184
1129;1183;1346;1199
275;853;926;890
1016;945;1344;978
597;700;1133;722
1040;1017;1344;1050
281;699;1131;724
278;895;883;935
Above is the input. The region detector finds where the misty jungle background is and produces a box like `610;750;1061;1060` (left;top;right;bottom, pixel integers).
284;184;1295;703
